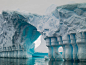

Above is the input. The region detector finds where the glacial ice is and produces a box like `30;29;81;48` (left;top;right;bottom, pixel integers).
0;3;86;59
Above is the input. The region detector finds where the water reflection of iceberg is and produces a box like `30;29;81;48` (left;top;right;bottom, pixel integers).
0;58;86;65
48;60;63;65
48;60;82;65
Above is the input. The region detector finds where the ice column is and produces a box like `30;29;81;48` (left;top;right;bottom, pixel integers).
45;37;53;60
3;47;6;58
15;45;19;58
8;46;12;58
5;48;7;58
8;47;10;58
51;37;63;60
58;36;65;60
76;32;86;61
21;45;24;58
18;45;23;58
13;46;17;58
62;35;73;61
2;47;4;57
0;52;2;57
22;44;27;58
11;47;14;58
70;33;78;61
18;44;21;58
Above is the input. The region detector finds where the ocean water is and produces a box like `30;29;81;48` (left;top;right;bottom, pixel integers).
0;57;86;65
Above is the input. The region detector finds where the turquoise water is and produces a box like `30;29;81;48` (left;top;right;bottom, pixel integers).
0;57;86;65
32;53;48;57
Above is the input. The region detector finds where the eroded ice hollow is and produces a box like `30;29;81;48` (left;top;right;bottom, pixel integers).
0;3;86;61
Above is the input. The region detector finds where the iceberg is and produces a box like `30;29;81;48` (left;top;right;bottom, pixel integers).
0;3;86;61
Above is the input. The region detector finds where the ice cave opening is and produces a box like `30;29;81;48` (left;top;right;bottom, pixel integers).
34;35;41;49
58;47;63;52
0;11;41;58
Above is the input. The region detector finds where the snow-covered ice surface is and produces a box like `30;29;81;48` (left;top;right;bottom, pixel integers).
0;3;86;54
14;3;86;39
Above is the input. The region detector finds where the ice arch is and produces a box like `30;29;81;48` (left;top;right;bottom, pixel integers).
0;11;40;58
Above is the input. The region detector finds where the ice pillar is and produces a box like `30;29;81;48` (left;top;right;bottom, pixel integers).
8;46;12;58
45;37;53;60
22;44;27;59
13;46;18;58
0;52;2;57
11;47;14;58
2;48;4;57
76;32;86;61
18;45;23;58
70;33;78;61
15;45;19;58
21;45;26;58
51;37;63;60
4;47;8;58
62;35;73;61
3;47;8;58
58;36;65;60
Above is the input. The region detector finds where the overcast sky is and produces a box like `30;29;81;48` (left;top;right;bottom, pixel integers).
0;0;86;15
